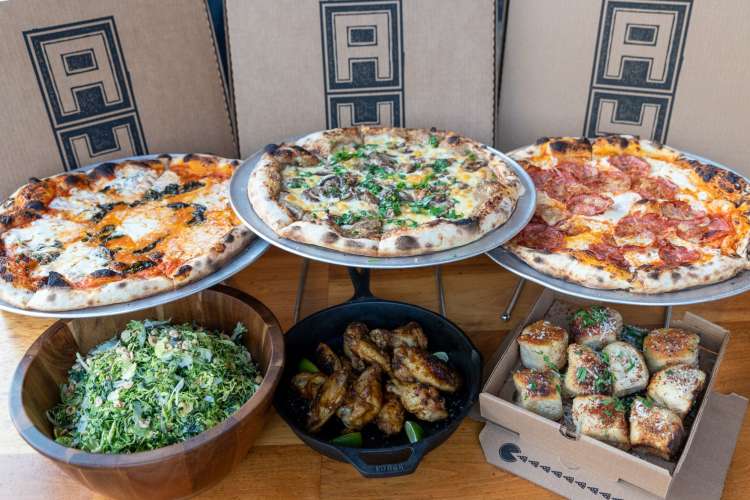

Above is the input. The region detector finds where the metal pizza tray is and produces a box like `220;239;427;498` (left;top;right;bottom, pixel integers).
486;149;750;306
0;154;270;318
230;139;537;269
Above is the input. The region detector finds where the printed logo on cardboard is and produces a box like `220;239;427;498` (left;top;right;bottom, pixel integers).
24;17;147;170
584;0;692;142
320;0;404;128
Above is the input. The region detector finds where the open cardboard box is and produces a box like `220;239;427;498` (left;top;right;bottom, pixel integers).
479;289;748;499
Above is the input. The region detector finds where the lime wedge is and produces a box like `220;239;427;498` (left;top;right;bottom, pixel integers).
432;351;449;362
405;420;424;444
298;357;319;373
331;431;363;448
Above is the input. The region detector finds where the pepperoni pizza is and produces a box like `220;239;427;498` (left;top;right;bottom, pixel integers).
506;136;750;293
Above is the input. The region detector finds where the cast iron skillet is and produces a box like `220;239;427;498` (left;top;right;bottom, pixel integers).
274;268;481;478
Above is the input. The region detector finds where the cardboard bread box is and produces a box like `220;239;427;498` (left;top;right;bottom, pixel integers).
0;0;236;199
479;289;748;499
496;0;750;175
226;0;506;157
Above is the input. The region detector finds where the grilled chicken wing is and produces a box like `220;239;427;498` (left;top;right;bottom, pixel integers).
343;322;368;371
307;369;349;432
368;322;428;352
392;346;461;393
291;372;327;400
386;379;448;422
344;322;392;375
391;321;429;350
368;328;393;351
316;342;342;374
336;365;384;430
376;393;405;435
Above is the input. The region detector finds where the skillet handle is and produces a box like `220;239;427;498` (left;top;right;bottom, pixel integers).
347;268;374;301
337;440;430;478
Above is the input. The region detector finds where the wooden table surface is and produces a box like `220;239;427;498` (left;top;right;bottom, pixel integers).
2;247;749;499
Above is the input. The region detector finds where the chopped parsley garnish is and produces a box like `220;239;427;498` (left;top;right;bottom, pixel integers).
298;170;314;178
429;135;439;147
48;320;261;453
528;381;538;391
333;165;346;176
331;150;355;163
367;164;390;178
576;367;587;382
614;398;629;413
625;358;636;372
540;353;559;373
388;218;419;228
286;178;305;189
432;159;450;173
638;396;654;408
600;351;610;365
466;152;477;162
333;210;371;226
572;306;610;328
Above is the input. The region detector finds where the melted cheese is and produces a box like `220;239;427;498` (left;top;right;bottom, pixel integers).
648;159;695;190
118;214;160;242
103;164;159;200
189;181;229;211
32;242;111;281
49;188;109;217
588;192;642;224
3;216;83;256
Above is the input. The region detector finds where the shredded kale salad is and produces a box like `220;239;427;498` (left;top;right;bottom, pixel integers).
48;319;262;454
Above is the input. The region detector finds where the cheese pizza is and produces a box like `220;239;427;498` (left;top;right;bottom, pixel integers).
506;135;750;293
0;154;251;311
249;126;522;256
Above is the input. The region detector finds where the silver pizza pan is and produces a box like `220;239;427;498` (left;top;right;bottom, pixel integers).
486;148;750;306
230;138;537;269
0;154;270;318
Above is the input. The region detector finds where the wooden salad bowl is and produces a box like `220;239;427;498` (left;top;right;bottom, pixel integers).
9;285;284;499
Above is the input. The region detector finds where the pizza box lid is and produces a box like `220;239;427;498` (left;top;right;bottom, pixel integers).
0;0;236;200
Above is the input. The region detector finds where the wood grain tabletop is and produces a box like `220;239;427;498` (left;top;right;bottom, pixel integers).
1;247;748;499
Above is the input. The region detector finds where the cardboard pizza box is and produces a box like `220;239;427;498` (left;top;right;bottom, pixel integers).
496;0;750;175
0;0;236;199
226;0;507;157
479;289;748;499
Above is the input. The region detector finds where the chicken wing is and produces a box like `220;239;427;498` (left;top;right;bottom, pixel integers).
316;342;342;374
368;328;393;351
342;322;368;371
392;346;461;393
336;365;384;430
307;369;349;432
386;379;448;422
376;393;405;435
291;372;327;400
391;321;428;350
344;322;392;375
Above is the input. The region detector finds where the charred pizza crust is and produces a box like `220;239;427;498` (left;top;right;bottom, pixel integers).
506;135;750;293
249;126;522;256
0;154;250;311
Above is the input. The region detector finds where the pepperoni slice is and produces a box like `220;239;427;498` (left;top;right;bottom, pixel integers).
703;216;734;243
588;242;629;269
659;242;701;266
590;168;631;195
660;200;705;220
610;155;651;177
526;165;552;188
541;173;589;202
632;176;678;200
567;193;614;215
676;216;710;242
515;221;564;251
618;213;670;237
556;161;598;182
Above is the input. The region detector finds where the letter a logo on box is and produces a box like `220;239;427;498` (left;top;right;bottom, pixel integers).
24;17;147;169
320;0;404;128
584;1;692;142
